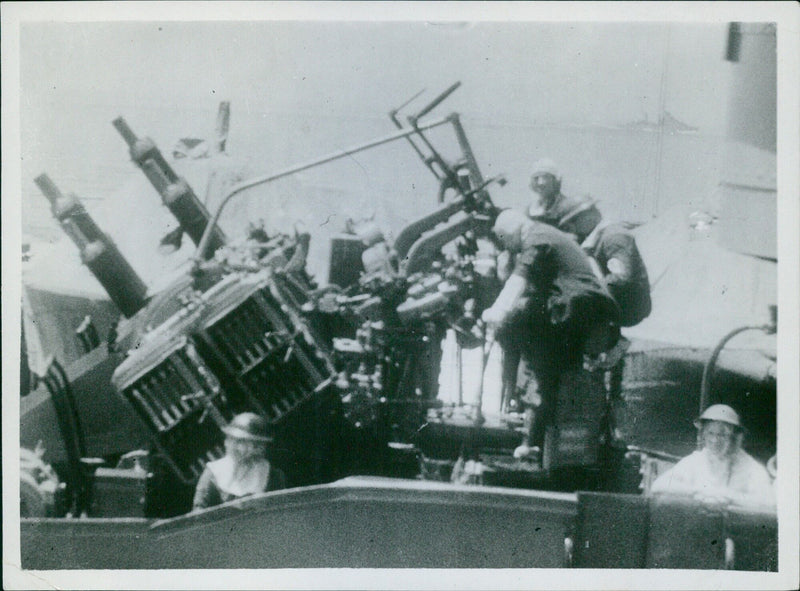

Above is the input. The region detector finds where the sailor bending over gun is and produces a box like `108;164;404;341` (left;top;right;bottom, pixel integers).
482;209;620;460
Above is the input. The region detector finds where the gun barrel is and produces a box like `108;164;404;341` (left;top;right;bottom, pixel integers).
35;174;148;318
112;117;138;147
113;117;226;253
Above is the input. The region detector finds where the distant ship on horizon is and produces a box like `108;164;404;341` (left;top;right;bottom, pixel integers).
621;110;698;134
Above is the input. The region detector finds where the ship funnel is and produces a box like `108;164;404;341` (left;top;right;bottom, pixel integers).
112;117;226;255
34;174;148;318
719;23;776;260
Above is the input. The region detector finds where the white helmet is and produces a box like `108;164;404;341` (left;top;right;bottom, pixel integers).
694;404;742;430
531;158;560;180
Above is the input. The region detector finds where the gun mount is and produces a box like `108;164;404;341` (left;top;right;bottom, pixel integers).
24;84;515;517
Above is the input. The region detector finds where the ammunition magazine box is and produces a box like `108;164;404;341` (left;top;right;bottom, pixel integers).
91;467;148;518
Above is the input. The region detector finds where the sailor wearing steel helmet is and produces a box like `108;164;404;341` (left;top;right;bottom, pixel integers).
527;158;582;226
193;413;287;511
650;404;774;508
557;198;652;329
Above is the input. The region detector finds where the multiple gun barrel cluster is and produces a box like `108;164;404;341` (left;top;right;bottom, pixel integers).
35;85;510;514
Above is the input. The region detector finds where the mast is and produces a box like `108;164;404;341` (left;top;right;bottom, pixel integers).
652;24;671;218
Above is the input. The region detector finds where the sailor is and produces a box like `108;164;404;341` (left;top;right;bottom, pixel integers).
527;158;582;227
650;404;775;508
557;198;652;407
193;412;286;511
482;209;621;458
556;198;652;329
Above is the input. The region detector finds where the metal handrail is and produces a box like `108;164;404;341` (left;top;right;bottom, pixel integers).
192;116;453;268
698;315;776;414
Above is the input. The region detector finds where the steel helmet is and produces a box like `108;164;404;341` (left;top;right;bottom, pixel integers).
223;412;274;442
694;404;742;430
558;198;602;241
531;158;560;180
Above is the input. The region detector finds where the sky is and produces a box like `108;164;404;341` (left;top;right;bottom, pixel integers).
20;20;731;130
13;17;741;290
17;18;735;241
8;10;779;313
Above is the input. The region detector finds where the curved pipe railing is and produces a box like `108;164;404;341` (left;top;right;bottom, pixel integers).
192;116;453;269
698;306;776;414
